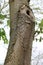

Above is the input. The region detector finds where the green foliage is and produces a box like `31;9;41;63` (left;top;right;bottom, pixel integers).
0;1;10;44
39;19;43;28
33;7;40;10
35;19;43;42
0;13;9;44
39;37;42;42
0;29;1;40
39;19;43;33
0;28;8;44
0;14;7;20
7;20;10;27
36;37;42;42
40;12;43;14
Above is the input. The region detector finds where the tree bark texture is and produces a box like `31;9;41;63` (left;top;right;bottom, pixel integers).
4;0;35;65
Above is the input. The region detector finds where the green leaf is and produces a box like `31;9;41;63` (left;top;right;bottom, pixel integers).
33;7;40;10
7;19;10;27
0;28;8;44
0;14;7;19
0;29;1;40
2;35;8;44
39;19;43;28
1;28;8;44
39;19;43;33
40;28;43;33
35;30;40;35
1;28;5;35
39;37;42;42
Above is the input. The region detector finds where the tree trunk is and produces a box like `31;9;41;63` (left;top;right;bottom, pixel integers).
4;0;35;65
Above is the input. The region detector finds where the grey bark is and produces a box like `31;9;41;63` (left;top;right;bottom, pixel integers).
4;0;35;65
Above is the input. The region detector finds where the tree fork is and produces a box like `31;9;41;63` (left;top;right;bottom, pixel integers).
4;0;35;65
